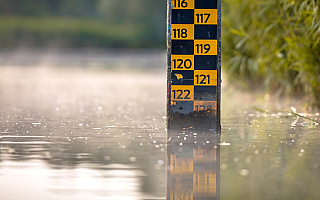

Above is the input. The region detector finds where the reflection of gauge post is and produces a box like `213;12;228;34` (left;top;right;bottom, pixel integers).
167;131;220;200
167;0;221;131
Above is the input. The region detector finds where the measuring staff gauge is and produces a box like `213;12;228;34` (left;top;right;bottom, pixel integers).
167;0;221;130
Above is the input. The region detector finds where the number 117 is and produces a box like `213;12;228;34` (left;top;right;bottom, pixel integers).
196;13;211;23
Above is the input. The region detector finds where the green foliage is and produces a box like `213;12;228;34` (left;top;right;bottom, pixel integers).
222;0;320;109
0;16;161;48
1;0;319;108
0;0;99;17
0;0;166;48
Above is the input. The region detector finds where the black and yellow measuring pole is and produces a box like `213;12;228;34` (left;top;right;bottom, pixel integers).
167;0;221;131
167;0;221;199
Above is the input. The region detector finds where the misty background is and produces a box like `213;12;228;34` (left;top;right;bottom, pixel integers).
0;0;166;48
0;0;319;108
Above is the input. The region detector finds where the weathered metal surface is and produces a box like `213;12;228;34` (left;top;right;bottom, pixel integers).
167;0;221;131
167;1;221;199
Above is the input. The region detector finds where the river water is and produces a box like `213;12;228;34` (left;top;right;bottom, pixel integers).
0;50;319;200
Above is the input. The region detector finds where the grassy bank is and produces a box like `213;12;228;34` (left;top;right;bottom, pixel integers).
0;15;164;48
222;0;320;109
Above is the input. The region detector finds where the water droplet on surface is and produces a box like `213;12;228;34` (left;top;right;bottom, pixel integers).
239;169;249;176
129;157;136;162
221;164;228;169
157;160;164;165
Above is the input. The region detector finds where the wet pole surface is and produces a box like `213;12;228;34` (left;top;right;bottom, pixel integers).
167;0;221;131
167;0;221;199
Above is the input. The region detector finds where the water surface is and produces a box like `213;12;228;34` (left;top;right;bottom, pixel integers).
0;50;319;200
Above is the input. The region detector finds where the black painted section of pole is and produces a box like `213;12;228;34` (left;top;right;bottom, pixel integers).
167;0;221;132
166;0;172;131
216;0;221;198
167;1;221;199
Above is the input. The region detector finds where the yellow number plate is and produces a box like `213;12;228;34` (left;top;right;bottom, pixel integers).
194;70;217;86
194;9;218;25
194;40;217;55
171;0;194;9
171;24;194;40
171;55;194;70
171;86;194;101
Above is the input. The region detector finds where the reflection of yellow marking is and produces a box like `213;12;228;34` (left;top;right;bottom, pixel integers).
171;0;194;9
171;85;194;101
170;154;193;174
193;172;216;195
193;148;216;161
175;73;184;80
194;70;217;86
169;148;218;199
171;55;194;71
194;9;218;24
194;101;217;112
170;191;193;200
171;24;194;40
194;40;217;55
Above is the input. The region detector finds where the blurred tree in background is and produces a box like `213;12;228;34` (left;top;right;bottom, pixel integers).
0;0;166;48
0;0;319;108
0;0;99;17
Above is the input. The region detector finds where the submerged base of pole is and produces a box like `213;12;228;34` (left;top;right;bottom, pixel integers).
169;111;217;131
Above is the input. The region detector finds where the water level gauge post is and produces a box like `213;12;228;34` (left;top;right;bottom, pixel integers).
167;0;221;132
